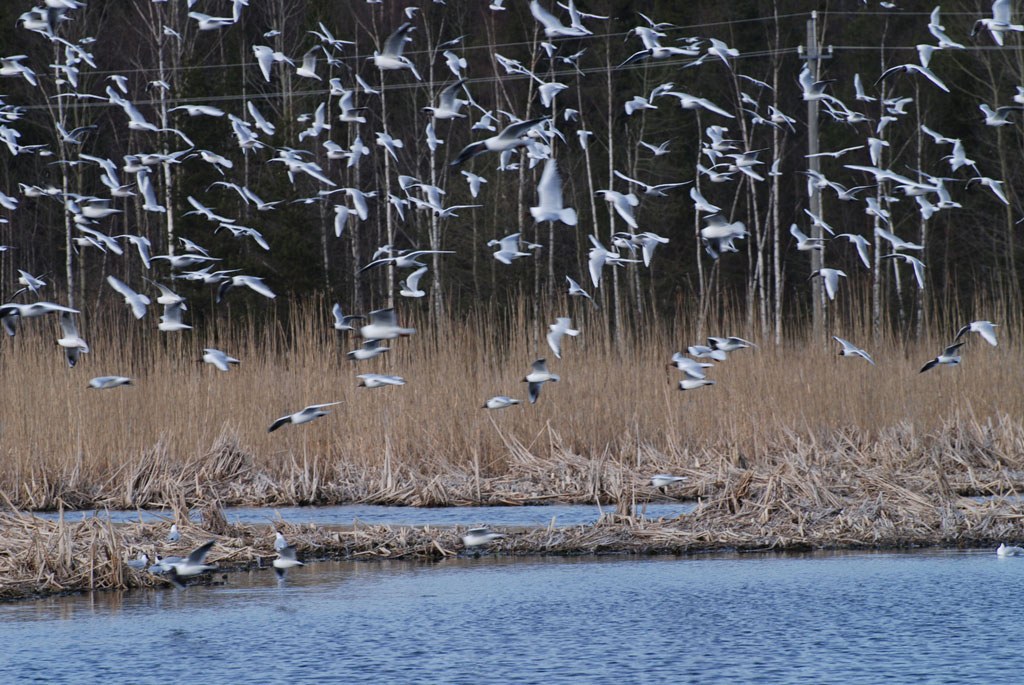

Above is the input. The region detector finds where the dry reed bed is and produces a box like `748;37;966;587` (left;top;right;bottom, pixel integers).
6;440;1024;602
0;300;1022;510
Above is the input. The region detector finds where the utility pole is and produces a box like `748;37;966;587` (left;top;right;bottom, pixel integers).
800;12;831;340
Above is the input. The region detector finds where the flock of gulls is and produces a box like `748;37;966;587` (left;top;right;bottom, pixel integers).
0;2;1019;584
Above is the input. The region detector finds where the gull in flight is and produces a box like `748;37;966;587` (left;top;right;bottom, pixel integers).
357;374;406;388
373;22;421;80
107;276;150;319
358;250;454;273
274;545;304;579
920;342;965;373
16;269;45;295
489;233;532;265
484;396;521;410
954;320;998;347
810;268;847;301
347;339;389;362
619;27;698;67
202;348;240;371
216;275;277;303
833;337;875;365
530;158;577;226
88;376;133;390
651;474;688;491
596;189;639;229
979;103;1024;127
399;266;428;298
451;117;546;166
529;0;592;38
424;79;468;120
523;358;559;404
972;0;1024;46
158;303;191;332
268;402;342;432
688;345;728;361
359;308;415;340
668;353;713;380
566;276;597;307
547;317;579;359
880;254;926;290
679;378;715;391
789;224;826;252
834;233;871;269
165;540;218;589
708;336;756;353
614;170;689;198
57;312;89;367
462;527;505;548
700;215;748;259
332;303;364;332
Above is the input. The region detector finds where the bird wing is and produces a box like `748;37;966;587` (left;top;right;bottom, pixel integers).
536;158;564;208
59;311;78;338
405;265;428;290
382;22;414;57
186;540;216;564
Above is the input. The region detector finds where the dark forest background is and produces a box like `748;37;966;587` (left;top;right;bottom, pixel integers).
0;1;1019;343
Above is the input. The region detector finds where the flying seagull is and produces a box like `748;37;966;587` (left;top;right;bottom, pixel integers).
268;402;342;432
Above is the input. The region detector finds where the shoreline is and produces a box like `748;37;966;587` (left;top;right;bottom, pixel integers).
3;494;1023;602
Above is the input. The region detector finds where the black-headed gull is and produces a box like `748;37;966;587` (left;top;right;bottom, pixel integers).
57;312;89;367
372;22;421;79
997;542;1024;556
462;527;505;547
920;342;965;373
359;308;415;340
399;266;428;298
88;375;133;389
566;276;597;307
451;117;546;167
484;396;521;410
668;353;713;380
165;540;217;588
158;302;191;332
688;345;727;361
954;320;998;347
523;359;559;404
332;303;364;332
489;233;531;265
809;268;847;301
357;374;406;388
273;545;304;579
546;317;579;359
268;402;342;432
347;339;389;361
679;378;715;391
833;337;875;365
202;348;240;371
650;474;688;490
530;158;577;226
708;336;756;352
107;275;150;319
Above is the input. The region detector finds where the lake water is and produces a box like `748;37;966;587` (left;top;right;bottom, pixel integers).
2;548;1020;683
29;502;694;527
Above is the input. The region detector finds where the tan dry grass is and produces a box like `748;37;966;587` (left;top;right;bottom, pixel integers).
0;298;1022;510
